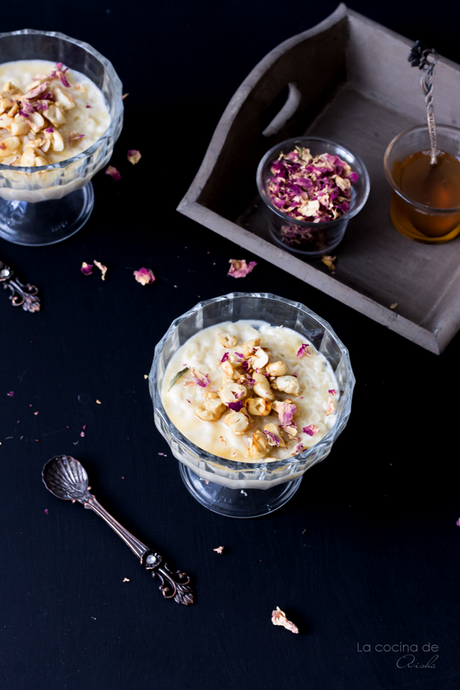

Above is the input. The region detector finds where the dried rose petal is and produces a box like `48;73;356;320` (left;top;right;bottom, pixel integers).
94;260;107;281
321;255;337;272
273;401;296;426
69;132;85;144
191;368;210;388
227;259;257;278
221;351;230;363
213;546;224;554
457;518;460;527
271;607;299;634
296;343;311;358
303;424;319;436
122;93;129;100
134;267;155;285
105;165;121;181
127;149;141;165
263;430;280;446
227;401;243;412
267;146;358;224
7;391;14;397
328;389;336;395
81;262;93;275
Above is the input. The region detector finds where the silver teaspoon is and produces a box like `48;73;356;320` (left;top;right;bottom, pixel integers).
42;455;194;605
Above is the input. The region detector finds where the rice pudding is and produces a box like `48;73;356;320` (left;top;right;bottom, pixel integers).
0;59;110;166
162;320;339;462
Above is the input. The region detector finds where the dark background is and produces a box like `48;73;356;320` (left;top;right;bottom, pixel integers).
1;2;459;689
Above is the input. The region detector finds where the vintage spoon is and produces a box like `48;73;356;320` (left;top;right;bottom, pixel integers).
42;455;194;605
409;40;439;165
0;258;40;312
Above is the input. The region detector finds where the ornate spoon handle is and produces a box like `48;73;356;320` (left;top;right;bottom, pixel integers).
0;259;40;312
83;491;194;605
408;40;438;165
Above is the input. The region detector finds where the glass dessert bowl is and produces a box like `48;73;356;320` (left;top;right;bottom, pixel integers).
0;29;123;246
256;136;370;257
149;293;355;518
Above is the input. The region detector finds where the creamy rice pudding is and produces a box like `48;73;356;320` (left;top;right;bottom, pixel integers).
0;59;110;166
162;320;339;462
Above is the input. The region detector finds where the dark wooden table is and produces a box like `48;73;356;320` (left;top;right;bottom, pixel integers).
1;2;459;689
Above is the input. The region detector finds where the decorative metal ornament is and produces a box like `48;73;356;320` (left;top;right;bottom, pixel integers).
42;455;194;605
0;259;40;312
409;40;439;165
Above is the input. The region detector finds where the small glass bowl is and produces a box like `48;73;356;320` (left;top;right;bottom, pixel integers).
0;29;123;246
149;293;355;518
256;136;370;257
384;124;460;243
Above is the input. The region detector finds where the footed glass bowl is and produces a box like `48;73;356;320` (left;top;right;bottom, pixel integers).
149;293;355;518
256;136;370;257
0;29;123;245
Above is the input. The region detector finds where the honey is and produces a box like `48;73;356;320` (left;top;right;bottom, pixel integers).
391;150;460;239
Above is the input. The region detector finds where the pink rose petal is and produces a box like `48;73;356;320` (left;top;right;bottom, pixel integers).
127;149;141;165
134;267;155;285
81;262;93;276
105;165;121;181
303;424;319;437
227;259;257;278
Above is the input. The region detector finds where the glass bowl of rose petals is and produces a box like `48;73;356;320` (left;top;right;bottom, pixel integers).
149;292;355;519
0;29;123;246
256;136;370;256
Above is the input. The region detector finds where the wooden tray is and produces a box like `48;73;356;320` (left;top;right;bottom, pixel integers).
177;3;460;354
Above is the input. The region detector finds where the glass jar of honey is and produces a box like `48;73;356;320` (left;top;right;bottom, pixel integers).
384;124;460;243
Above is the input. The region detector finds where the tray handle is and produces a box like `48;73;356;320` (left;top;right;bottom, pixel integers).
261;82;302;138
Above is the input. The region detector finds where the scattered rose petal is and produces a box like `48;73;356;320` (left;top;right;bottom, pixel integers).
296;343;311;358
457;518;460;527
321;255;337;272
227;259;257;278
220;352;230;363
134;267;155;285
44;509;49;514
303;424;319;436
96;400;102;404
105;165;121;181
122;93;129;100
81;261;93;275
94;260;107;281
213;546;224;554
390;302;398;310
7;391;14;397
122;578;130;582
127;149;141;165
271;607;299;634
80;431;85;437
328;389;336;395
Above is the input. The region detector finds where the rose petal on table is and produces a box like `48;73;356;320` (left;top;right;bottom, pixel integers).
81;262;93;275
105;165;121;181
127;149;141;165
213;546;224;554
321;255;337;272
271;607;299;633
227;259;257;278
134;267;155;285
94;260;107;280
